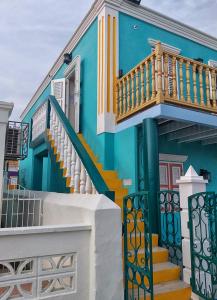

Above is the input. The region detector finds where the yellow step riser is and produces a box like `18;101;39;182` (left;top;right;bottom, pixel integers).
128;267;180;287
128;250;168;265
124;234;158;249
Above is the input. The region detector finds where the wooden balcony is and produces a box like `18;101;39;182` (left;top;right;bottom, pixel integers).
115;42;217;123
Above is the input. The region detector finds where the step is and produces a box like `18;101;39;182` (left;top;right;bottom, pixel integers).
115;189;128;200
125;233;159;249
128;247;169;265
153;262;180;284
106;178;123;189
129;280;191;300
128;262;180;288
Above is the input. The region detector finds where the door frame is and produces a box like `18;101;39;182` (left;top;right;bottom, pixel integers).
64;55;81;133
159;153;188;190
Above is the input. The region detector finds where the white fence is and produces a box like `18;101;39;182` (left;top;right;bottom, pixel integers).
0;225;91;300
1;184;42;228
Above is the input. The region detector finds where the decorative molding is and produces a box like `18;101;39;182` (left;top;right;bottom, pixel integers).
159;153;188;163
0;101;14;117
208;59;217;68
21;0;217;120
64;55;81;78
148;38;181;55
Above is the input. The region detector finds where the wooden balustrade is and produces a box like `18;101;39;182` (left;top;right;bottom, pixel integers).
116;43;217;122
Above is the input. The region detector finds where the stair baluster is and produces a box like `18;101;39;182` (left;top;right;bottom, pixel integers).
74;154;81;193
66;137;72;177
80;163;86;194
70;147;76;188
85;171;92;194
60;127;65;162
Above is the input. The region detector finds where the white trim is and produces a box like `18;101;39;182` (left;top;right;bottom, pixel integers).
64;55;81;78
64;56;81;133
148;38;181;55
208;59;217;68
20;0;217;120
97;6;119;134
159;153;188;163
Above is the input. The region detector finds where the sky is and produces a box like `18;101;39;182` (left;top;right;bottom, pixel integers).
0;0;217;121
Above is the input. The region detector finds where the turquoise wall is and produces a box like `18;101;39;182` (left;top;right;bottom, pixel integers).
113;12;217;194
20;10;217;194
159;135;217;191
119;12;217;75
114;127;137;193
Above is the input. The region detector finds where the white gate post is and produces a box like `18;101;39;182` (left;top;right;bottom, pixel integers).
0;101;13;221
177;165;208;300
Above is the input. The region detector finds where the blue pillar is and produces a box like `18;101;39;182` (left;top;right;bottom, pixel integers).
143;118;159;234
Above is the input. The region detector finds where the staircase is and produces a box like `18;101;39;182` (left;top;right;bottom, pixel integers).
67;136;190;299
47;132;191;300
34;96;191;299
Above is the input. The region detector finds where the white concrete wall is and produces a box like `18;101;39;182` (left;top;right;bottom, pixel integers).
34;192;124;300
0;101;13;216
0;224;91;300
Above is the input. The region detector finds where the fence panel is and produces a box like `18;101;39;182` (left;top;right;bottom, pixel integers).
123;192;153;300
188;192;217;299
158;190;182;269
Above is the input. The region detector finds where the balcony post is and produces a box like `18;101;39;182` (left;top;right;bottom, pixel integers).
155;42;164;104
143;118;159;234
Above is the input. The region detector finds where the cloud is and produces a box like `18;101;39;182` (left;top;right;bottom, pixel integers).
0;0;216;121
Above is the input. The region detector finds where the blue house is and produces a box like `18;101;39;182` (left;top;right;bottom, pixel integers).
20;0;217;298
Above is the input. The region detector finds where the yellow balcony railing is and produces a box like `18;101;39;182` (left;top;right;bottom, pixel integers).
115;42;217;122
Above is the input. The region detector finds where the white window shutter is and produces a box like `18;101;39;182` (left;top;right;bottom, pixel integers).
51;79;66;112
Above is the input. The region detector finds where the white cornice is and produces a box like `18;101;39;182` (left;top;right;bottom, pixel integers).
21;0;217;120
0;101;14;117
148;38;181;55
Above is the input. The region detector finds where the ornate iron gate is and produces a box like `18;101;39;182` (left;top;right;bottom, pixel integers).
188;192;217;300
123;192;154;300
158;190;183;268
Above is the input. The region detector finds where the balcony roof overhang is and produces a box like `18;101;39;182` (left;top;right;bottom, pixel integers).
116;104;217;145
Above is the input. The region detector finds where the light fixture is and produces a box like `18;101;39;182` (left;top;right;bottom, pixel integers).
64;53;72;65
127;0;141;5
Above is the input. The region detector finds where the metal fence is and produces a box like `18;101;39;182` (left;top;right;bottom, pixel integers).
123;192;153;300
188;192;217;300
158;190;183;269
1;183;42;228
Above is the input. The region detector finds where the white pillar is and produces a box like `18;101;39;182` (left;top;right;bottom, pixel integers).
177;165;207;300
97;5;119;134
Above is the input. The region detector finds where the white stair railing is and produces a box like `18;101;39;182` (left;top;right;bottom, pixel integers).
50;107;96;194
32;102;48;141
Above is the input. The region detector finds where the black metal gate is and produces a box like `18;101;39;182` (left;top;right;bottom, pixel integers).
158;190;183;268
123;192;154;300
188;192;217;300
